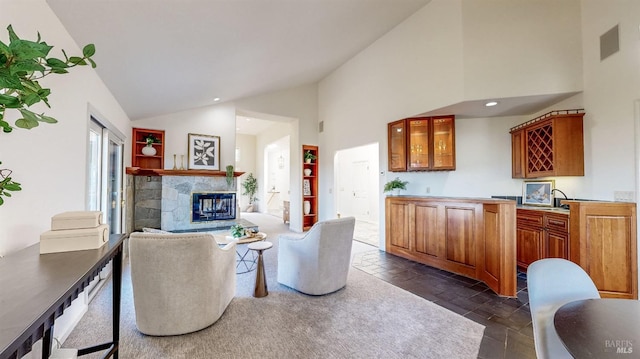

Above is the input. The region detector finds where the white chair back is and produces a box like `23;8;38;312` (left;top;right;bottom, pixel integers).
527;258;600;359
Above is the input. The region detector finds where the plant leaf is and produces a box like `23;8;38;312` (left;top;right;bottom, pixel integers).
39;114;58;124
46;57;69;69
68;56;86;66
87;57;97;68
0;94;20;107
0;196;4;206
82;44;95;57
0;119;13;133
15;118;39;129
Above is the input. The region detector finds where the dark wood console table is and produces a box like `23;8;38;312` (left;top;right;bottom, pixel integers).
0;234;126;359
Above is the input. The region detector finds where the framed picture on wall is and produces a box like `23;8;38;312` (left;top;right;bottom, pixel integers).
303;179;311;196
522;180;555;207
188;133;220;170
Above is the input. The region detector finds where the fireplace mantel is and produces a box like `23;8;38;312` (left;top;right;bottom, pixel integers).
126;167;245;177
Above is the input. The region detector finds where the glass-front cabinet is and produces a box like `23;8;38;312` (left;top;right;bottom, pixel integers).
408;118;430;170
387;119;407;172
432;116;455;170
388;116;455;172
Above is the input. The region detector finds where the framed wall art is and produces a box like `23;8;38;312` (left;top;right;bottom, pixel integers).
522;180;555;207
188;133;220;170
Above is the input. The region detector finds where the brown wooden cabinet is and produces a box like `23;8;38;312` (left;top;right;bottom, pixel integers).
566;200;637;299
510;110;584;178
388;116;455;172
386;196;516;297
516;209;569;269
302;145;318;231
132;127;165;169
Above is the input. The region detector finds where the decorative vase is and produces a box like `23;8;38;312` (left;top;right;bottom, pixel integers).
303;200;311;215
172;154;177;170
141;145;156;156
304;168;312;176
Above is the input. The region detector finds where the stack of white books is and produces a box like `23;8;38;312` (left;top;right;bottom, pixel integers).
40;211;109;254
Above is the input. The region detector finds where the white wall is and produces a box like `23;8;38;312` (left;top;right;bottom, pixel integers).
0;0;130;255
462;0;583;100
236;133;257;210
132;103;237;171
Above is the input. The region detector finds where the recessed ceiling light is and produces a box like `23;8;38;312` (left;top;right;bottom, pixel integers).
485;101;498;107
213;97;221;102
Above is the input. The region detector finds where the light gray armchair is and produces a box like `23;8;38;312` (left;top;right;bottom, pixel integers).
277;217;356;295
128;232;236;336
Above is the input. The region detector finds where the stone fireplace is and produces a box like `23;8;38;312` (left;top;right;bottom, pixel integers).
161;175;239;231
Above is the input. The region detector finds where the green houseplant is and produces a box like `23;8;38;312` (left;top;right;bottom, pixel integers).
225;165;234;188
0;25;96;205
304;150;316;163
241;173;258;211
143;133;160;146
230;224;245;238
384;177;408;195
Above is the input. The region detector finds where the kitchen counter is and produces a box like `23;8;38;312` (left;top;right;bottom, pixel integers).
386;196;516;297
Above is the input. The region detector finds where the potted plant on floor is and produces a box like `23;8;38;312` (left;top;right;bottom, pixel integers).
241;173;259;212
0;25;96;206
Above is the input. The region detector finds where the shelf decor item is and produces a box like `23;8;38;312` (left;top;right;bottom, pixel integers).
304;150;317;164
303;179;311;196
522;180;555;207
303;200;311;215
188;133;220;170
141;133;160;156
304;168;312;176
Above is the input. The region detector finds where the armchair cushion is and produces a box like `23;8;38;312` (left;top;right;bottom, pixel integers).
277;217;355;295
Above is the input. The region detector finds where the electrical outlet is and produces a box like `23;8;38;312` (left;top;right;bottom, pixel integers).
614;191;636;202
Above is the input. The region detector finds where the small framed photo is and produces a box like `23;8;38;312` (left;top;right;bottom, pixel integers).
188;133;220;170
522;180;555;207
303;179;311;196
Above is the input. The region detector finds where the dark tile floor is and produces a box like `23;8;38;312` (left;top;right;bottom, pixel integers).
352;250;536;359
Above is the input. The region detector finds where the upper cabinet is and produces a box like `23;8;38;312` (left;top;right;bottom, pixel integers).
510;110;584;178
388;115;455;172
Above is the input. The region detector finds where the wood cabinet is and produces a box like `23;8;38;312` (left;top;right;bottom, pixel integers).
386;196;516;297
510;110;584;178
388;116;455;172
302;145;318;231
566;200;637;299
132;128;165;169
516;209;569;269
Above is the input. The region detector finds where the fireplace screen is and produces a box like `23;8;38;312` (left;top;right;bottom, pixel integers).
192;192;236;222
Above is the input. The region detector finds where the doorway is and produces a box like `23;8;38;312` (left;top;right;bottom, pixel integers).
87;116;125;234
264;136;291;219
335;143;380;247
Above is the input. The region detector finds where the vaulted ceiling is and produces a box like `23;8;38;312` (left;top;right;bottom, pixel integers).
47;0;431;121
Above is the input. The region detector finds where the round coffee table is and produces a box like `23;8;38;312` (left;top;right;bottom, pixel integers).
213;232;267;273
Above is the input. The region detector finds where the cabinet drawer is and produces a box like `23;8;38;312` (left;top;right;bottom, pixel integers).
545;214;569;232
516;210;543;226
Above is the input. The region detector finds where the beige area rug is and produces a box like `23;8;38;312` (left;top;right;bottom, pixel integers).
62;213;484;358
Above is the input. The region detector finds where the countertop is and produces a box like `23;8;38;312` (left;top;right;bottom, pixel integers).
517;205;569;214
